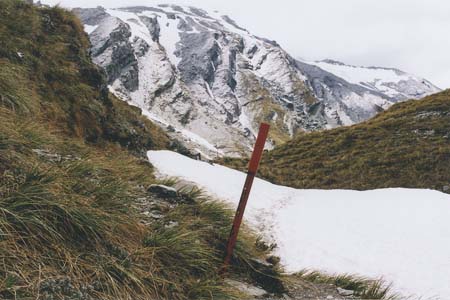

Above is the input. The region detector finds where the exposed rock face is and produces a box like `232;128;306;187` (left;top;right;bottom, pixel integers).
73;6;109;26
74;5;441;156
88;17;139;92
140;16;160;42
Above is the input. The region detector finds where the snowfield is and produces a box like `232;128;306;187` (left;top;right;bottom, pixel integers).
148;150;450;300
308;60;440;99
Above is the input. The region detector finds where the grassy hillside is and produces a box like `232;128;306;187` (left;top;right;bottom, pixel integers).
222;90;450;192
0;0;169;155
0;106;272;299
0;2;276;299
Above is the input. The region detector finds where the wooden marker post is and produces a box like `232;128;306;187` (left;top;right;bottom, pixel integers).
221;123;270;274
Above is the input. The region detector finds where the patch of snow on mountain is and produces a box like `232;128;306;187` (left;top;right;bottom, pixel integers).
180;129;223;154
342;91;388;111
239;109;256;138
83;24;98;34
311;61;412;86
148;11;182;66
148;150;450;300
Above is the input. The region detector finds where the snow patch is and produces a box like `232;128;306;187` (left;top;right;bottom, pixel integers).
148;150;450;300
311;61;412;86
83;24;98;34
137;10;182;66
180;129;223;154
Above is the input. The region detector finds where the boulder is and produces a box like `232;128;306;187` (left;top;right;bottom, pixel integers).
248;258;286;294
147;184;178;198
266;255;281;266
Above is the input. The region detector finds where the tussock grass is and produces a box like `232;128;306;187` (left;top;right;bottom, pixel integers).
164;188;285;294
0;2;274;298
0;106;270;299
0;91;274;299
0;0;170;154
295;270;400;299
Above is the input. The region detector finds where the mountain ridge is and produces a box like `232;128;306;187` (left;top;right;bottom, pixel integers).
73;4;441;156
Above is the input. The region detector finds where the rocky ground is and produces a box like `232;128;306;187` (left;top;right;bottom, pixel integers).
227;276;359;300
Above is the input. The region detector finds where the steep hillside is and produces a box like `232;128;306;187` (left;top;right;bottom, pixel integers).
222;90;450;192
73;5;440;156
0;2;277;299
0;0;170;154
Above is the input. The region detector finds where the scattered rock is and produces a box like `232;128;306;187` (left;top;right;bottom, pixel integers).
164;221;179;229
255;237;277;251
412;129;435;137
337;287;354;297
32;149;62;162
40;277;97;300
248;258;286;295
266;255;281;266
444;185;449;192
147;184;178;198
225;279;267;297
148;211;164;220
32;149;81;163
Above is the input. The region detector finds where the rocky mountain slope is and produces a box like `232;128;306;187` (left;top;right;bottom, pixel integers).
73;5;441;156
222;90;450;193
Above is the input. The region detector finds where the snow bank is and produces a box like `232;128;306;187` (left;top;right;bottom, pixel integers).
148;150;450;300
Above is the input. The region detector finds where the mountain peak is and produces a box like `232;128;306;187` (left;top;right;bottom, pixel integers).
74;5;441;156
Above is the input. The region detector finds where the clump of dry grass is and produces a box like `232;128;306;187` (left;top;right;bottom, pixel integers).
294;270;400;300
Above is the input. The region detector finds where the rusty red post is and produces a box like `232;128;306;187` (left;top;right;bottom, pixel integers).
221;123;270;274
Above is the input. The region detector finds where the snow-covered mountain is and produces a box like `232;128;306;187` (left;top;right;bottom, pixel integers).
310;59;439;101
74;5;440;156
